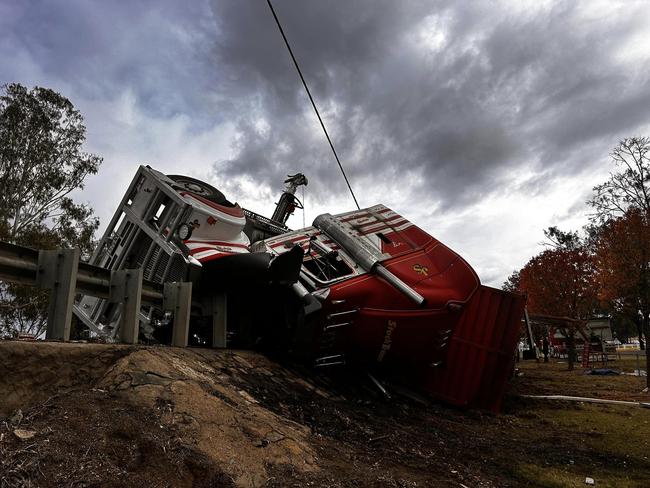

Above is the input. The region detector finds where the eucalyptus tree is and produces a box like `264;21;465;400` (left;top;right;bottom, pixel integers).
0;83;102;336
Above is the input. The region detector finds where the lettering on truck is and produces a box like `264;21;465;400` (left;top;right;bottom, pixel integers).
377;320;397;362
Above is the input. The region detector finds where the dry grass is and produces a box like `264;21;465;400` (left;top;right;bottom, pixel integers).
511;357;648;401
500;359;650;487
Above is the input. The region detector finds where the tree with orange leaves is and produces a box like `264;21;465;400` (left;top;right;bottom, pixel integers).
595;210;650;383
590;137;650;388
520;247;598;320
517;240;599;370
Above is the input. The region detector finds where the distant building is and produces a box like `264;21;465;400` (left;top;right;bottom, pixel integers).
549;317;612;342
586;318;613;342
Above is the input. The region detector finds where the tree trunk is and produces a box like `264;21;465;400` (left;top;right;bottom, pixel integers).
639;312;650;392
636;317;645;350
567;333;575;371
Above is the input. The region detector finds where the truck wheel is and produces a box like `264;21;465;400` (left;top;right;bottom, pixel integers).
167;174;231;206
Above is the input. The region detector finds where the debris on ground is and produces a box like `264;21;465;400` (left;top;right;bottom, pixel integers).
12;429;36;441
583;368;620;376
622;369;647;377
1;341;650;487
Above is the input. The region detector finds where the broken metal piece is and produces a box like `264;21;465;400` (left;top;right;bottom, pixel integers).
367;372;391;400
314;354;346;367
326;309;359;320
324;322;352;331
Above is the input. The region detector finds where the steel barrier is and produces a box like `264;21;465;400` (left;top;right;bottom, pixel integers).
0;241;191;344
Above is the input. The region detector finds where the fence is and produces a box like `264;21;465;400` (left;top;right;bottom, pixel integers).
0;241;192;346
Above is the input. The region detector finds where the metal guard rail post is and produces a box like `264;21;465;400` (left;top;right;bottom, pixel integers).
0;241;175;343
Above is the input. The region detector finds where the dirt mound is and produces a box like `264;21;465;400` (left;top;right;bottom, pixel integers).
97;348;317;486
0;342;491;487
3;341;649;487
1;342;463;487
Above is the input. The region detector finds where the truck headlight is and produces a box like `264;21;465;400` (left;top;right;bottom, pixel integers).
176;223;193;240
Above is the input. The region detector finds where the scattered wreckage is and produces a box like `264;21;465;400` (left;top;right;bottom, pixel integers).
74;165;525;411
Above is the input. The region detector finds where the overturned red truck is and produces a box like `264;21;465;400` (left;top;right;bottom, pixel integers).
75;166;525;411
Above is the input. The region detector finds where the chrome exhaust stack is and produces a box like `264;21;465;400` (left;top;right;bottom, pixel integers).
313;213;425;307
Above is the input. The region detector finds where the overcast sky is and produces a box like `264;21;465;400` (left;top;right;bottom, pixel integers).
2;0;649;286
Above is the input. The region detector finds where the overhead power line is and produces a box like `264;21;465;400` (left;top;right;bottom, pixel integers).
266;0;361;210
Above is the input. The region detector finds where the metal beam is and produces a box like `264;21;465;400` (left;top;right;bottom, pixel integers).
212;292;227;348
164;281;192;347
110;268;143;344
37;249;80;341
0;241;164;304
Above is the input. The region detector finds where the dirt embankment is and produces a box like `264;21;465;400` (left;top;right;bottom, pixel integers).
0;342;135;418
1;343;320;487
1;342;650;488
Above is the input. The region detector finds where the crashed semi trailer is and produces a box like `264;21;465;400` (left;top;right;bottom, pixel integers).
75;165;526;411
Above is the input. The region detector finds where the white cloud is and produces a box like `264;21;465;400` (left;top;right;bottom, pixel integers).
73;90;236;229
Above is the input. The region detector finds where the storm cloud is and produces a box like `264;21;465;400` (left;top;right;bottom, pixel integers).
1;0;650;285
209;1;650;207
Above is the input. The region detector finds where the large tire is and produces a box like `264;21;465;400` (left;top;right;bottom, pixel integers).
167;174;233;206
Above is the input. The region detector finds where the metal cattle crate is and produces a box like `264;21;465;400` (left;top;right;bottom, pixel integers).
74;165;200;339
73;166;308;342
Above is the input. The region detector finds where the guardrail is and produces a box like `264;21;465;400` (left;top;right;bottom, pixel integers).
0;241;192;345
